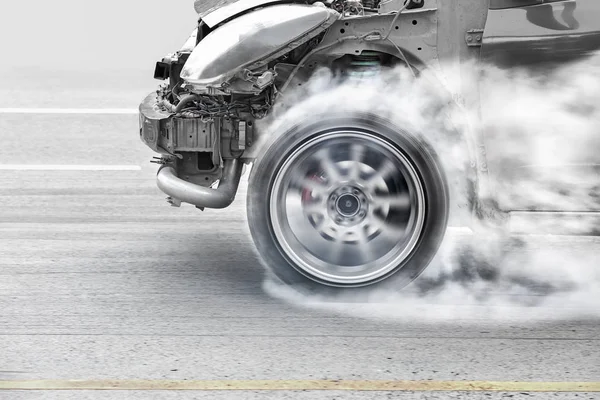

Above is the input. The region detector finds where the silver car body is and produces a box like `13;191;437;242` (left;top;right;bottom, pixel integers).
140;0;600;231
195;0;296;28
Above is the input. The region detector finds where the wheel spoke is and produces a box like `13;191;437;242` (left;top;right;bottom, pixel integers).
328;240;346;265
318;148;342;183
314;217;339;240
365;159;396;187
372;192;411;210
303;201;325;216
356;226;375;264
348;143;366;181
372;214;409;240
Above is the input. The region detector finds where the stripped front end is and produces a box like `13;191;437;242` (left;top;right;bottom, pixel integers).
139;3;340;209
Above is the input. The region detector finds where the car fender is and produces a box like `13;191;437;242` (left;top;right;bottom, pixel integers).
195;0;304;28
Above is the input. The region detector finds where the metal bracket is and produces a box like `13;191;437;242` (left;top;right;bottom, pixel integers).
238;121;246;151
166;196;182;207
465;29;484;47
150;156;173;165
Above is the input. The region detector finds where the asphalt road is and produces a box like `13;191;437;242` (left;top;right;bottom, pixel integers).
1;112;599;399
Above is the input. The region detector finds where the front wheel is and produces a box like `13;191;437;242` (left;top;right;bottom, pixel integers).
247;114;449;294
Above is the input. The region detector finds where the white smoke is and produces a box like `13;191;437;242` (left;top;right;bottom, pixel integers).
257;52;600;323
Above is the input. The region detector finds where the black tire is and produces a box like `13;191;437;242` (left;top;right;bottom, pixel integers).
247;113;449;294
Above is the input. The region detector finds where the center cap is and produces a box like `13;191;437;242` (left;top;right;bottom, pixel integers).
336;194;360;217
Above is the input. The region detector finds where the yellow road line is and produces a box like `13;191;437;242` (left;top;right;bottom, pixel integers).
1;380;599;391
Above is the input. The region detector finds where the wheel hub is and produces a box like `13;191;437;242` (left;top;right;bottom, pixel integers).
336;193;360;217
326;186;368;228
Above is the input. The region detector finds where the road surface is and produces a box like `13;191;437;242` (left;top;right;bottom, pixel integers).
1;110;599;399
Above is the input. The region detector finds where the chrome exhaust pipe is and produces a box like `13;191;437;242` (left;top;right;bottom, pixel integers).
157;159;243;209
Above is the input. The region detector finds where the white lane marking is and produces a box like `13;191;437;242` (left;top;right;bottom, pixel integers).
0;108;138;115
3;379;600;391
0;165;142;171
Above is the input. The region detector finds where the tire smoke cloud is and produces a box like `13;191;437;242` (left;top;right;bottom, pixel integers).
259;52;600;322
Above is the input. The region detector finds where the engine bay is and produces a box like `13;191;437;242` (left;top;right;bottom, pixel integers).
140;0;431;189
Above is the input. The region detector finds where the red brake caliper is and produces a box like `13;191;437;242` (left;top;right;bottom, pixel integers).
301;174;326;204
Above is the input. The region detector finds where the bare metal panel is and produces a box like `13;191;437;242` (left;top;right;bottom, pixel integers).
173;119;216;152
490;0;564;9
316;8;440;68
195;0;304;27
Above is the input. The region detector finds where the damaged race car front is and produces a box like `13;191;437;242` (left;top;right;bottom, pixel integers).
138;0;452;293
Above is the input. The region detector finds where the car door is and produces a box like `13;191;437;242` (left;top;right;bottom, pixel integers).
478;0;600;213
482;0;600;68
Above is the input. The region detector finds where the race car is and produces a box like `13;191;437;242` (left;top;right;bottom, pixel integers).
139;0;600;293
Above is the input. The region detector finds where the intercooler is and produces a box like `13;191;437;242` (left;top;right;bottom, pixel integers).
139;92;222;156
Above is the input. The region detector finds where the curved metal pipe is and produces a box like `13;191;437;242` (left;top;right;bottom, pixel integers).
174;94;200;113
157;159;243;209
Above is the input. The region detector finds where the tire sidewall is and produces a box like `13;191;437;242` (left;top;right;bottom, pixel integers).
247;113;449;295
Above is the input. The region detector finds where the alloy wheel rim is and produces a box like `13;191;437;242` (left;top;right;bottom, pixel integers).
269;130;426;286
